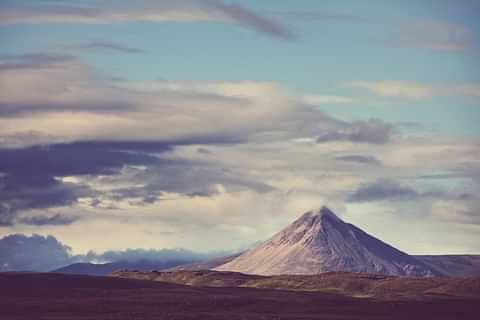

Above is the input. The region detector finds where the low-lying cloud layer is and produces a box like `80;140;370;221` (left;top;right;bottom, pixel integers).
0;234;220;272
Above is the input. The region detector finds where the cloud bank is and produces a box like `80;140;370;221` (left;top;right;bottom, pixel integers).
0;233;223;271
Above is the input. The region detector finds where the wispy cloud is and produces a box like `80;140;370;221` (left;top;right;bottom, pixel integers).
431;196;480;224
272;11;369;24
350;80;480;100
0;0;295;40
64;40;145;54
388;20;473;52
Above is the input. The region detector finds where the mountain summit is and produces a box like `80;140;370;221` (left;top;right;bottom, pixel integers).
215;206;439;276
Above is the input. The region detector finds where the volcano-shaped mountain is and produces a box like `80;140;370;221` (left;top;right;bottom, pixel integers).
215;206;439;277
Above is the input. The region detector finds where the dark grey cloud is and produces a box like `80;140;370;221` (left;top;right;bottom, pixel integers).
347;179;419;203
197;147;212;154
0;234;73;271
0;174;88;226
0;141;172;224
317;119;394;144
210;1;296;40
96;156;274;207
335;155;382;165
0;137;259;223
64;40;145;54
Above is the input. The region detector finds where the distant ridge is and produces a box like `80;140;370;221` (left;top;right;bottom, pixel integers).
52;259;199;276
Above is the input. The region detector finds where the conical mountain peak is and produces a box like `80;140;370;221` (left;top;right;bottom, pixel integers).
215;206;439;277
315;206;342;219
296;206;343;225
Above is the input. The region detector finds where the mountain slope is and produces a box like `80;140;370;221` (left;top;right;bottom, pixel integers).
215;206;439;277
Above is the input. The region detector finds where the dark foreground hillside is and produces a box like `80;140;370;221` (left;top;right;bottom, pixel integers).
1;272;479;320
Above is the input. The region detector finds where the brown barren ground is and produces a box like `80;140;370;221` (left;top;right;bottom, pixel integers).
111;270;480;300
1;272;479;320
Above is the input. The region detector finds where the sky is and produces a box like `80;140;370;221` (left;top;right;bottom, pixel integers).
0;0;479;265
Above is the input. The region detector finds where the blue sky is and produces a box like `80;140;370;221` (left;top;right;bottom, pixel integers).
0;0;479;263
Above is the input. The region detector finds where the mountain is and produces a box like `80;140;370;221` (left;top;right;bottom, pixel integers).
53;259;199;276
215;206;440;277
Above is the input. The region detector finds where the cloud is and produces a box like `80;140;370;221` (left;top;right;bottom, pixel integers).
316;119;394;144
272;11;369;24
431;197;480;224
350;81;435;99
210;1;296;40
388;20;472;52
301;95;354;105
350;80;480;100
346;177;459;203
64;40;145;54
17;213;79;226
347;179;419;202
0;234;73;271
0;53;386;146
0;173;87;226
0;139;275;222
0;141;173;224
0;131;64;149
0;53;74;71
335;155;382;165
0;0;295;40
